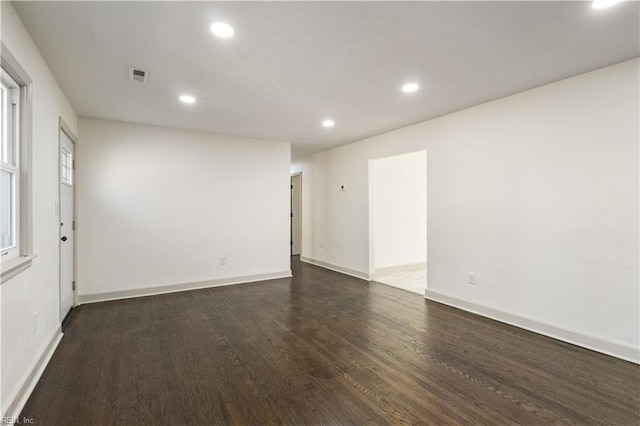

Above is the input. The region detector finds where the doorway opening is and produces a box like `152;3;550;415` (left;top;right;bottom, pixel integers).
369;150;427;295
290;173;302;256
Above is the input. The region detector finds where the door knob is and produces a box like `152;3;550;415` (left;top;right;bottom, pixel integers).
61;236;68;242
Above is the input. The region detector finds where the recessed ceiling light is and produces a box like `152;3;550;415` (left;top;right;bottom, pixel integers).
322;119;335;128
211;22;235;38
592;0;622;8
179;95;196;104
401;83;419;93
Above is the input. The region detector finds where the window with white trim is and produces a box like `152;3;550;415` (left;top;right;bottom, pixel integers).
0;69;20;261
0;43;34;283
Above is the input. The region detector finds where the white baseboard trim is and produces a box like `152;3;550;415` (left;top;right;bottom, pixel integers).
78;270;292;305
425;289;640;364
300;256;370;281
3;326;63;418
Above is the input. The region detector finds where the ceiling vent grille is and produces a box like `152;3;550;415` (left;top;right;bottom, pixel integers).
129;67;149;84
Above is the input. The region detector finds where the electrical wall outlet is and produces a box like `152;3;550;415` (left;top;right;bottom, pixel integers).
219;257;226;266
469;273;476;285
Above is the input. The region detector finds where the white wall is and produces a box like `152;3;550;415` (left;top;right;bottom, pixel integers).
372;151;427;270
0;2;78;415
292;59;639;362
77;118;291;299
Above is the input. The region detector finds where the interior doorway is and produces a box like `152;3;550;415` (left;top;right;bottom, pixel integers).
59;124;76;322
290;173;302;256
369;150;427;295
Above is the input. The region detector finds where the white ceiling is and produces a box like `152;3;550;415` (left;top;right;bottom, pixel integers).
13;1;640;159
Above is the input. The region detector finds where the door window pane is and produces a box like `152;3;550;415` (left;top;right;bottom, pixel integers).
61;148;72;185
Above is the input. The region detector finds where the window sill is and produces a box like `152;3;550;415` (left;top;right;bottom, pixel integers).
1;254;37;284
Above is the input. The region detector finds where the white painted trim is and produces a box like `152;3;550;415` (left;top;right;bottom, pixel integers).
0;254;36;284
78;270;292;304
300;256;370;281
290;173;302;256
373;262;427;276
3;326;63;418
425;289;640;364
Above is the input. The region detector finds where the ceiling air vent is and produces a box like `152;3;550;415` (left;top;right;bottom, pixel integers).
129;67;149;84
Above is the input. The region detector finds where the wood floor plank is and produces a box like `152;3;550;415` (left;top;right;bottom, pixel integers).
20;256;640;425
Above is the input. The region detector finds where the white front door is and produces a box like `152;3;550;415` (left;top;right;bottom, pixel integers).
59;129;75;321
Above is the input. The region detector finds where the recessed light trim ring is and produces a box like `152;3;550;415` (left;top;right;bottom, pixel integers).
211;22;235;38
179;95;196;104
402;83;419;93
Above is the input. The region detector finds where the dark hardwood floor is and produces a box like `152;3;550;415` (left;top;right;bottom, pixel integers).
22;256;640;425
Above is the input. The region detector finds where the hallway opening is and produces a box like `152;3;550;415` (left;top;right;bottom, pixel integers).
369;150;427;295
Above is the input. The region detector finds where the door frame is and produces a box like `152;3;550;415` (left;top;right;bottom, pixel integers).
58;118;78;318
290;172;302;256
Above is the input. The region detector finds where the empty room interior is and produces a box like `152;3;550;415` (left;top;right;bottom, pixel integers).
1;1;639;424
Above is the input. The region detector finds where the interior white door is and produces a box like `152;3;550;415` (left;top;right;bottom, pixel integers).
291;175;302;255
59;129;75;321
